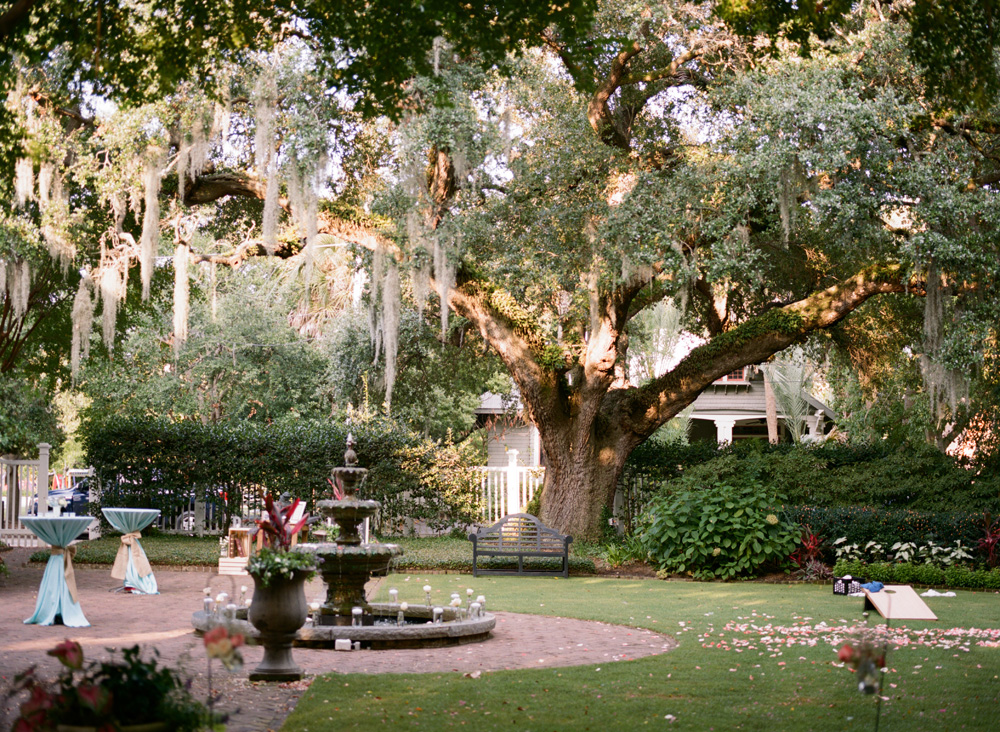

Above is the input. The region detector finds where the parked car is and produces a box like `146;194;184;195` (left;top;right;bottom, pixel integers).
31;480;90;516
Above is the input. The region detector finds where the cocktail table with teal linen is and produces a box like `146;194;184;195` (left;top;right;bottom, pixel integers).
102;508;161;594
22;515;95;627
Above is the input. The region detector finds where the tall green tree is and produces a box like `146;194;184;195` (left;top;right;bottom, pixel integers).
80;260;328;425
7;1;1000;540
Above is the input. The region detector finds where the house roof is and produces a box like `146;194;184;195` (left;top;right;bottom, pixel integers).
690;370;837;421
476;374;837;422
476;391;520;415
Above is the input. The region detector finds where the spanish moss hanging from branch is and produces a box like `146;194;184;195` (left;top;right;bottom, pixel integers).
382;259;401;408
140;148;164;299
70;274;95;380
920;259;969;428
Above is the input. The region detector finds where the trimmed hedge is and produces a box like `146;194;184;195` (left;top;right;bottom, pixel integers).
82;414;481;533
833;559;1000;590
626;440;999;513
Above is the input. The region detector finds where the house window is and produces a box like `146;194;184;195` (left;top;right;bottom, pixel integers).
716;368;747;383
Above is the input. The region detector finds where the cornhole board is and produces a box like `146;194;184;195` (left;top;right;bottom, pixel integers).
862;584;938;621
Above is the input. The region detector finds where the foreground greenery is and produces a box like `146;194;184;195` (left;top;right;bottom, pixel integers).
286;577;999;732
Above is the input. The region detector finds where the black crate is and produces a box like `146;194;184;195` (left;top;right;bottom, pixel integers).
833;576;866;595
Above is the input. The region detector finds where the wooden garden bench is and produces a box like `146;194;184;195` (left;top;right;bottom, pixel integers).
468;513;573;577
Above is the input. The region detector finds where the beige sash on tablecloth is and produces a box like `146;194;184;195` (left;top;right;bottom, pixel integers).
51;545;79;603
111;532;153;580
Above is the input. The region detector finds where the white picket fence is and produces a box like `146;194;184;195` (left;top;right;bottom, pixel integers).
0;444;49;547
474;451;545;524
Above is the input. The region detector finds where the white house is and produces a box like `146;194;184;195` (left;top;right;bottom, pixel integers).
476;369;834;467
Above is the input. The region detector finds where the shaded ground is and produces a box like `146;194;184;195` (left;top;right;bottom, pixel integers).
0;549;674;732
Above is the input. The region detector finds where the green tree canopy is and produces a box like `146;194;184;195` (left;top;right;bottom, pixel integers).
5;1;1000;539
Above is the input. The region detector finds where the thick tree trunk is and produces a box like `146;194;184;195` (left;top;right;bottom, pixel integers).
538;435;634;541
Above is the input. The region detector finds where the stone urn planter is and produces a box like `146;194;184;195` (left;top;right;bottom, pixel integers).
247;568;310;681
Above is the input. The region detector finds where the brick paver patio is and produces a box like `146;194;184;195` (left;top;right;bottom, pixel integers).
0;550;674;731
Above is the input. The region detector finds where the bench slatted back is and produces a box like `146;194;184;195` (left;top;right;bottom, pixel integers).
475;514;567;552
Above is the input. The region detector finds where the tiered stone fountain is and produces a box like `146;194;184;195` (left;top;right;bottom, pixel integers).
193;436;495;650
308;435;401;626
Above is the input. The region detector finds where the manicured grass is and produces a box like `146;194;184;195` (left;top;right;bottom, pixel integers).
284;577;1000;732
31;534;597;573
30;532;221;566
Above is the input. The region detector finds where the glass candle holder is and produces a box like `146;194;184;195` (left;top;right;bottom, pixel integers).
352;606;363;627
476;595;486;612
397;602;408;627
424;585;432;605
432;606;443;624
389;588;399;604
470;602;481;618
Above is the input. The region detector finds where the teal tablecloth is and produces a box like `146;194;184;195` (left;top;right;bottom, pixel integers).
22;516;95;627
102;508;161;595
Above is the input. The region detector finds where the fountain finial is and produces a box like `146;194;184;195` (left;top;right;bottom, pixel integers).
344;433;358;467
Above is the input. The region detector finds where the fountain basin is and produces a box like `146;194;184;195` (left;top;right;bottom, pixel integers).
298;541;402;621
192;603;495;649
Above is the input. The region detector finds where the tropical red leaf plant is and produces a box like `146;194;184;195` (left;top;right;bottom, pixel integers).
255;494;309;551
978;512;1000;568
790;526;826;569
326;476;345;501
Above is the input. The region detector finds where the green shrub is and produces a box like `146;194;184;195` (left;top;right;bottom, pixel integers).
82;413;480;533
833;559;866;579
913;563;946;586
785;505;984;549
626;440;999;514
831;560;1000;589
639;481;799;579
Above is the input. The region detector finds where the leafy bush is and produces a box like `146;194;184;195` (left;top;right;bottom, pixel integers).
639;481;799;579
979;512;1000;567
784;505;985;550
626;440;999;514
601;534;648;568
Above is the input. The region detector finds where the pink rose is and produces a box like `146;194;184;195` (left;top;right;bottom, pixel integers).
838;643;855;664
77;683;109;712
203;625;228;647
47;639;84;670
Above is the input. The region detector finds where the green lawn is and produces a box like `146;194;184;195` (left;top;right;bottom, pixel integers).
30;533;222;566
283;576;1000;732
37;534;598;573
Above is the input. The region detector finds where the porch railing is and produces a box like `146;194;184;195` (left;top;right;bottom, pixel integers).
473;451;544;524
0;443;49;547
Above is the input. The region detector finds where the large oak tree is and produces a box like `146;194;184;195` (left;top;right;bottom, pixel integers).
5;2;1000;538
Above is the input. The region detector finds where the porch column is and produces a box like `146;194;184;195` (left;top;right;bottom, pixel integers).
809;410;825;439
714;418;736;445
506;450;521;516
